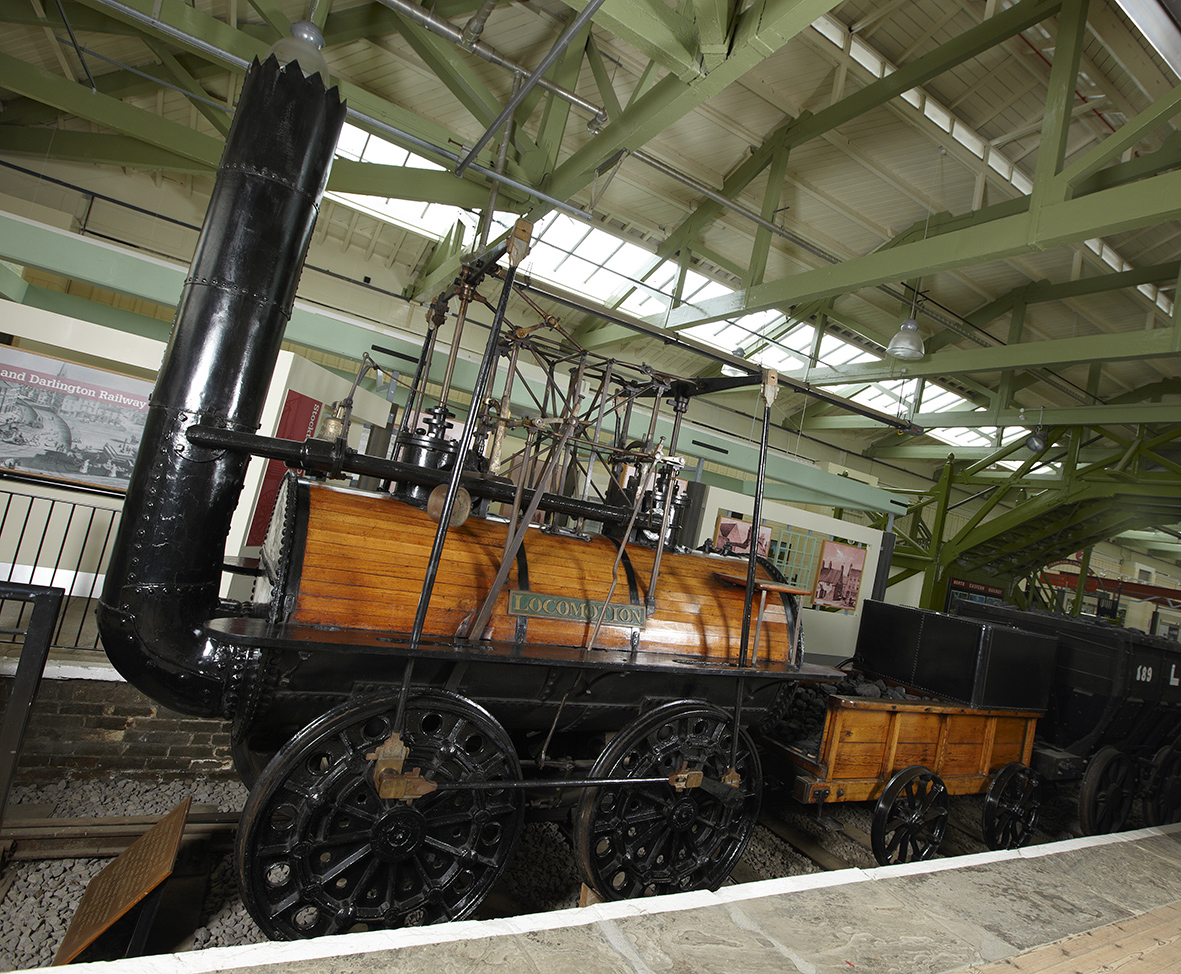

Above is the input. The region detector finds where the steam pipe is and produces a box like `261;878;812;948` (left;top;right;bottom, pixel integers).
96;56;346;717
183;425;667;530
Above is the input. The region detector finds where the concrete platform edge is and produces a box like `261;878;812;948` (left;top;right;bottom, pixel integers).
9;823;1178;974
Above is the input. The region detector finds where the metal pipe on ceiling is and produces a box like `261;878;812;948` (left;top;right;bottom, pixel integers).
84;0;591;221
455;0;607;176
374;0;607;125
365;0;982;355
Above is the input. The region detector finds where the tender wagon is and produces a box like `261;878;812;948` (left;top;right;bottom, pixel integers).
763;601;1056;864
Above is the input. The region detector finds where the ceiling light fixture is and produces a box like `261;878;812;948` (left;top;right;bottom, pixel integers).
1025;407;1047;452
886;316;925;360
887;277;925;361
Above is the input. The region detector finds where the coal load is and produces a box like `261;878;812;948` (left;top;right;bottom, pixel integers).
771;673;926;755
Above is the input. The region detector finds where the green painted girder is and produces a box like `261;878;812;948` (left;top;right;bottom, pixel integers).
964;506;1172;573
532;25;591;179
0;0;128;32
629;0;1062;268
244;0;289;38
562;0;700;81
391;16;540;165
693;0;732;66
1057;74;1181;195
543;0;843;207
791;325;1181;392
0;51;223;167
1027;0;1087;213
805;399;1181;430
967;261;1181;328
71;0;510;176
327;160;519;207
0;53;229;127
955;490;1127;562
866;442;1129;463
586;35;624;121
0;127;211;173
1110;379;1181;403
387;17;503;126
652;165;1181;330
146;38;232;136
321;3;400;46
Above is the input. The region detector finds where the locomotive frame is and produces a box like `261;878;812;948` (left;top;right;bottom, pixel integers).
94;47;924;940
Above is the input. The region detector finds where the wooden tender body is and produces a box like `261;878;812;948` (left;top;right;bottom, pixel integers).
765;692;1040;805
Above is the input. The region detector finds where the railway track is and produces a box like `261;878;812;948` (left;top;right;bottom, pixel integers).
0;810;238;860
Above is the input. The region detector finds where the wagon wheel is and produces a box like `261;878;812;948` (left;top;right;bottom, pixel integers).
235;690;524;939
574;700;762;899
1078;746;1136;835
871;765;949;866
1142;745;1181;826
982;762;1040;850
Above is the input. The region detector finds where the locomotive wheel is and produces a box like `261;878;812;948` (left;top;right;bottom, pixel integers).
871;765;949;866
1142;745;1181;826
982;762;1040;850
1078;746;1136;835
574;701;761;899
235;690;524;939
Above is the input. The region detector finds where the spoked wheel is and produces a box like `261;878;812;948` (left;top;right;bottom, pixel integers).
1142;745;1181;826
574;700;762;899
871;765;949;866
235;690;524;939
982;762;1040;850
1078;745;1136;835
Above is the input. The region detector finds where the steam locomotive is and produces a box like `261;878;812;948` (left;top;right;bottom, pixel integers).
96;50;844;939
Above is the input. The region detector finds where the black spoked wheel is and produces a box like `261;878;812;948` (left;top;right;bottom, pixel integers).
1142;745;1181;826
871;765;949;866
1078;745;1136;835
982;762;1040;850
235;690;524;939
574;701;761;900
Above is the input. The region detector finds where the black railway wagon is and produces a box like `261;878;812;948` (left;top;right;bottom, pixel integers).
956;602;1181;833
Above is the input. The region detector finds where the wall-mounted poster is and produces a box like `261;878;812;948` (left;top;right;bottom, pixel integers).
713;515;772;557
812;540;866;609
0;347;152;492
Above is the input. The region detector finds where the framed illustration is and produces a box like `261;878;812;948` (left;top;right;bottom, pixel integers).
0;347;152;492
812;540;866;609
713;515;772;557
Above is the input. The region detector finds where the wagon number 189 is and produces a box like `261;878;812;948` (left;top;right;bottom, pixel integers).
1136;664;1154;682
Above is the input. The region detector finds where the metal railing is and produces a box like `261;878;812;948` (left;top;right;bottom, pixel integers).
0;481;122;654
0;581;65;825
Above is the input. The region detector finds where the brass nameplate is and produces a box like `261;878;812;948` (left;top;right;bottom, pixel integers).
53;797;191;965
508;590;645;628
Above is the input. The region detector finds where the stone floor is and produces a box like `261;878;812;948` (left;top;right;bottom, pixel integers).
19;825;1181;974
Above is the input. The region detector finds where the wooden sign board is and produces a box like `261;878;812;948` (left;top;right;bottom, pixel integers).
52;797;191;965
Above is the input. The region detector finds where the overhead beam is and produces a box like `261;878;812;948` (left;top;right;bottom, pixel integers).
562;0;700;80
805;400;1181;430
787;324;1181;388
0;51;222;167
0;127;211;172
650;166;1181;329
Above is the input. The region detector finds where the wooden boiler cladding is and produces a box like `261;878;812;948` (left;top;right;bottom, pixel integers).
278;480;792;663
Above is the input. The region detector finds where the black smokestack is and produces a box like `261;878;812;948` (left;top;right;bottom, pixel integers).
98;53;346;716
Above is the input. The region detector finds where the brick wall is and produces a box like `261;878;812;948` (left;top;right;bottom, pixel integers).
1;677;236;782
